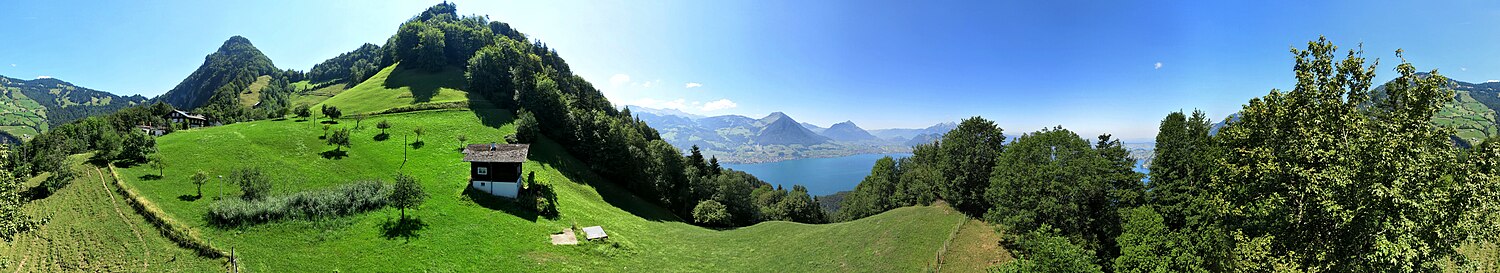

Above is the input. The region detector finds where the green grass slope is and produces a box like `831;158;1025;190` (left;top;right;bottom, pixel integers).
113;108;967;272
0;154;225;272
237;75;273;108
289;82;345;107
315;63;470;115
1434;90;1499;144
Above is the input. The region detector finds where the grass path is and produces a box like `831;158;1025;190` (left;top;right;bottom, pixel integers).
92;166;150;271
939;219;1012;272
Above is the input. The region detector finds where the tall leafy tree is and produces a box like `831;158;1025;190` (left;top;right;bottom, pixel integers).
390;173;427;220
938;116;1005;215
1215;37;1488;271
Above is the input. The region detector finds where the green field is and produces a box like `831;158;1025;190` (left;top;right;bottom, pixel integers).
315;63;471;115
237;75;273;108
290;82;349;108
109;107;970;271
0;87;48;140
0;154;225;272
1435;90;1500;144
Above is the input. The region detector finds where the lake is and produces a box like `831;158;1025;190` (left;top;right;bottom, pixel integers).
724;153;912;196
726;153;1152;196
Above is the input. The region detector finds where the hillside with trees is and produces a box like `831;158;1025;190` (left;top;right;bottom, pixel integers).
154;36;300;123
0;75;148;142
835;38;1500;272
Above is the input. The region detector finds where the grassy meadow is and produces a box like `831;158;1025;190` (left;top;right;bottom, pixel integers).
110;106;972;271
0;154;225;272
314;63;470;115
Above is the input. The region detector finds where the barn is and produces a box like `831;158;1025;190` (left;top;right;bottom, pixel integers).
462;143;529;198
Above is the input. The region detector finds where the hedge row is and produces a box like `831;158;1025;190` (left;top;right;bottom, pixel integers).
206;181;391;227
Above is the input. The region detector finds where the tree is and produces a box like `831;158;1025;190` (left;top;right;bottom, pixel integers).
986;126;1140;267
327;127;352;152
191;171;209;197
412;126;425;143
353;114;366;129
992;224;1103;273
456;133;468;148
147;154;167;177
939;116;1005;216
466;43;521;109
117;130;156;163
294;104;311;120
376;120;391;135
390;173;427;219
229;167;271;201
0;169;45;241
836;156;899;221
692;200;731;226
322;124;331;139
322;105;343;120
1213;38;1481;271
514;109;539;144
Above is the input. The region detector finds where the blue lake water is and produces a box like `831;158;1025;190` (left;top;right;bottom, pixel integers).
726;153;1151;196
724;153;912;196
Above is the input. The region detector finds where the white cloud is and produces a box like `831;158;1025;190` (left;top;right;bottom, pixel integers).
638;79;661;88
700;99;738;111
35;76;51;79
609;74;631;87
631;98;690;110
1462;67;1469;71
685;82;703;88
8;64;14;67
1154;62;1163;70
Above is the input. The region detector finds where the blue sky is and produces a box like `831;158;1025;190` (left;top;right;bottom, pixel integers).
4;0;1500;141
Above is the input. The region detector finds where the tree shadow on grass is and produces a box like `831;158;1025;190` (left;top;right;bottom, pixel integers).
177;194;202;202
320;149;349;159
381;216;427;242
139;174;163;181
462;187;539;222
464;96;514;129
320;120;340;125
409;141;425;150
23;185;53;202
528;138;683;223
385;63;463;104
374;133;390;141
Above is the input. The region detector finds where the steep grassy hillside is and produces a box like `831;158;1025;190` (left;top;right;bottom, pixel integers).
113;108;967;272
0;154;225;272
237;75;273;108
315;63;470;115
1434;90;1499;145
290;82;348;108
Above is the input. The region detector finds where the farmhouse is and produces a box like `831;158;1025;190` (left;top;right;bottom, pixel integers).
166;109;217;128
462;143;529;198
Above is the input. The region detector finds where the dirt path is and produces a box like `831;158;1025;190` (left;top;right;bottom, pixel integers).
94;167;150;271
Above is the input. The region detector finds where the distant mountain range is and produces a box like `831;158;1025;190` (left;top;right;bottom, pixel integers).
0;75;149;142
628;105;956;163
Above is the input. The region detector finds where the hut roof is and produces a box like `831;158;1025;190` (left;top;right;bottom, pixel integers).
462;143;530;163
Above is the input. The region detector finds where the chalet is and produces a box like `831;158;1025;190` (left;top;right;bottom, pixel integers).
462;143;529;198
166;109;216;128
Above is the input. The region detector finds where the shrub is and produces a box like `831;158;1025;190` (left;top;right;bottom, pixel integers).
228;168;271;201
692;200;731;226
515;109;539;144
207;180;391;227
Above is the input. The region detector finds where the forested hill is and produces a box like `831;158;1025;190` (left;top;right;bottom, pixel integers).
0;75;147;141
154;36;281;110
1368;75;1499;146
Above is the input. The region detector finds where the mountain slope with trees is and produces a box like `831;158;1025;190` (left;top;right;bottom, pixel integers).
0;75;148;141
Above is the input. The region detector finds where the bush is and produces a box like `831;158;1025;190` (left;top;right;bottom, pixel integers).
692;200;731;226
41;166;75;195
521;173;558;217
228;168;272;201
991;224;1102;273
206;180;391;227
515;109;539;144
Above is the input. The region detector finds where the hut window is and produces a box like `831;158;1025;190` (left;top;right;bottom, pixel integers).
477;167;488;175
